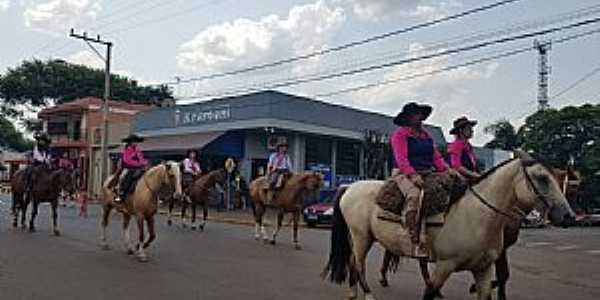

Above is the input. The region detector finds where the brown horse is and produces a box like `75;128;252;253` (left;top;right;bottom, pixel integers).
378;166;581;300
167;169;227;230
249;172;323;249
11;167;75;235
100;162;182;262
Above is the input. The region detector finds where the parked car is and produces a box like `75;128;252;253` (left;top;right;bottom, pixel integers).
576;209;600;226
303;202;334;227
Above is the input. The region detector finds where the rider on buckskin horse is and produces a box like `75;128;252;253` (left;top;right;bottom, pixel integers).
448;116;481;181
266;140;293;203
114;134;148;203
25;132;53;197
389;102;460;258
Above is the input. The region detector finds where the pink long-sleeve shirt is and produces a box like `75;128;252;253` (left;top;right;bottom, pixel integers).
448;139;477;171
122;144;147;168
391;127;448;175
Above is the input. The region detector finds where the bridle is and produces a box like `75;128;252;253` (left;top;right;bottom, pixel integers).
470;160;551;220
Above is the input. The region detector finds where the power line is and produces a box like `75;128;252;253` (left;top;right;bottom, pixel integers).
163;0;524;85
179;18;600;100
552;63;600;100
180;6;600;98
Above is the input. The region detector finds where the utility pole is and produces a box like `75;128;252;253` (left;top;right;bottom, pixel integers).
534;39;552;111
70;29;113;188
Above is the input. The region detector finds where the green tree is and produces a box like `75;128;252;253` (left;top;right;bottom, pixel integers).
0;59;173;117
484;120;520;150
0;116;33;152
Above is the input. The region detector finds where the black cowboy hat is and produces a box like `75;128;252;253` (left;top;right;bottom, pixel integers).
122;134;145;143
449;116;478;135
393;102;433;126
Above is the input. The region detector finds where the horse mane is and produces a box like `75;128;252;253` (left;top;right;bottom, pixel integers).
471;158;518;185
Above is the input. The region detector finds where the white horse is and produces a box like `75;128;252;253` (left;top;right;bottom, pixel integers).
322;152;575;300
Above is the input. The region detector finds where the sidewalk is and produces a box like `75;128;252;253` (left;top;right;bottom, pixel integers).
157;207;308;227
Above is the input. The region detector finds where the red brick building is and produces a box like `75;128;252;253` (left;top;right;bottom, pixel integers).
38;97;152;197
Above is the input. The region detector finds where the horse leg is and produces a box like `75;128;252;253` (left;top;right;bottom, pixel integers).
200;201;208;231
136;214;148;262
292;211;302;250
123;214;134;255
191;202;198;230
495;250;510;300
379;251;392;287
472;266;494;300
100;205;113;250
253;204;267;242
51;200;61;236
352;236;375;300
167;196;174;226
29;200;39;232
21;199;29;229
419;259;445;298
143;216;156;249
348;254;359;299
181;201;188;228
423;261;455;300
270;210;284;245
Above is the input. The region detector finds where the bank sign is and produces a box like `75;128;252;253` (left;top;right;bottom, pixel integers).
174;105;231;126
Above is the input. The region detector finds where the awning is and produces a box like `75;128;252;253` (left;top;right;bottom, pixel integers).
139;131;224;151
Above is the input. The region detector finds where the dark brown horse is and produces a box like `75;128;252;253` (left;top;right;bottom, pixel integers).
167;169;227;230
249;172;323;249
11;167;75;235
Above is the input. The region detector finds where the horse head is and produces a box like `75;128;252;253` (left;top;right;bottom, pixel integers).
54;169;76;195
304;171;324;192
163;161;183;200
513;150;576;227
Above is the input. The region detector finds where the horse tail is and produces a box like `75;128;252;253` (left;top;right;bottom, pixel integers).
321;185;351;284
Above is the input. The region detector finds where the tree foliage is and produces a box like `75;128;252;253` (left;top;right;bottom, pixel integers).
484;120;519;150
0;59;173;117
0;116;33;152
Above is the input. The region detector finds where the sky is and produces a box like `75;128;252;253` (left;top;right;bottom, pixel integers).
1;0;600;145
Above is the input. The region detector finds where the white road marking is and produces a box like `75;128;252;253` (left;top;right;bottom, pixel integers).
526;242;555;247
585;250;600;255
555;245;579;251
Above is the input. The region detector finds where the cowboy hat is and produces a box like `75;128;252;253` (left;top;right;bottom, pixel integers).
449;116;478;135
276;140;289;148
121;134;145;143
393;102;433;126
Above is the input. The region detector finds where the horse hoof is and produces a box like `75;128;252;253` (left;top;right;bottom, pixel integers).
127;249;135;255
101;244;111;251
199;224;205;231
167;220;172;226
270;239;276;245
379;278;389;287
469;284;476;294
294;244;302;250
12;222;17;228
53;230;61;236
137;255;149;262
191;226;197;231
29;227;36;233
364;294;377;300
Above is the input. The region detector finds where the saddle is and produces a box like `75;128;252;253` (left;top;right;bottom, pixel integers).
121;168;145;200
376;172;466;220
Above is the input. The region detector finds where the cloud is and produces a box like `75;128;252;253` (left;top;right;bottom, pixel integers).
0;0;10;12
176;0;345;74
351;0;461;21
345;43;498;144
23;0;102;35
66;50;135;79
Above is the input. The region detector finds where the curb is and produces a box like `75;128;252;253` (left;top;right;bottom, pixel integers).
157;209;308;228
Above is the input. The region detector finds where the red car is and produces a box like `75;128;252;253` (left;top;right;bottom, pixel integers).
303;202;334;227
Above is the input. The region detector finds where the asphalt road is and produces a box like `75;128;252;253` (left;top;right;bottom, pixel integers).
1;194;599;300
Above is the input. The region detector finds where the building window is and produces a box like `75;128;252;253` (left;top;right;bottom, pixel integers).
305;136;332;168
93;128;102;144
73;121;81;141
336;141;360;175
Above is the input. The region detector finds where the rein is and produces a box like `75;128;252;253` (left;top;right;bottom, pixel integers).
469;160;549;220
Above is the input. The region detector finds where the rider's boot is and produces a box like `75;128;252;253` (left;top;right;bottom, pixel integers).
406;210;428;258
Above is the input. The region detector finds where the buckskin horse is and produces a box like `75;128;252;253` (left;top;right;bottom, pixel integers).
11;167;75;235
100;161;182;262
378;165;582;300
249;172;322;249
322;151;575;300
167;169;226;230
